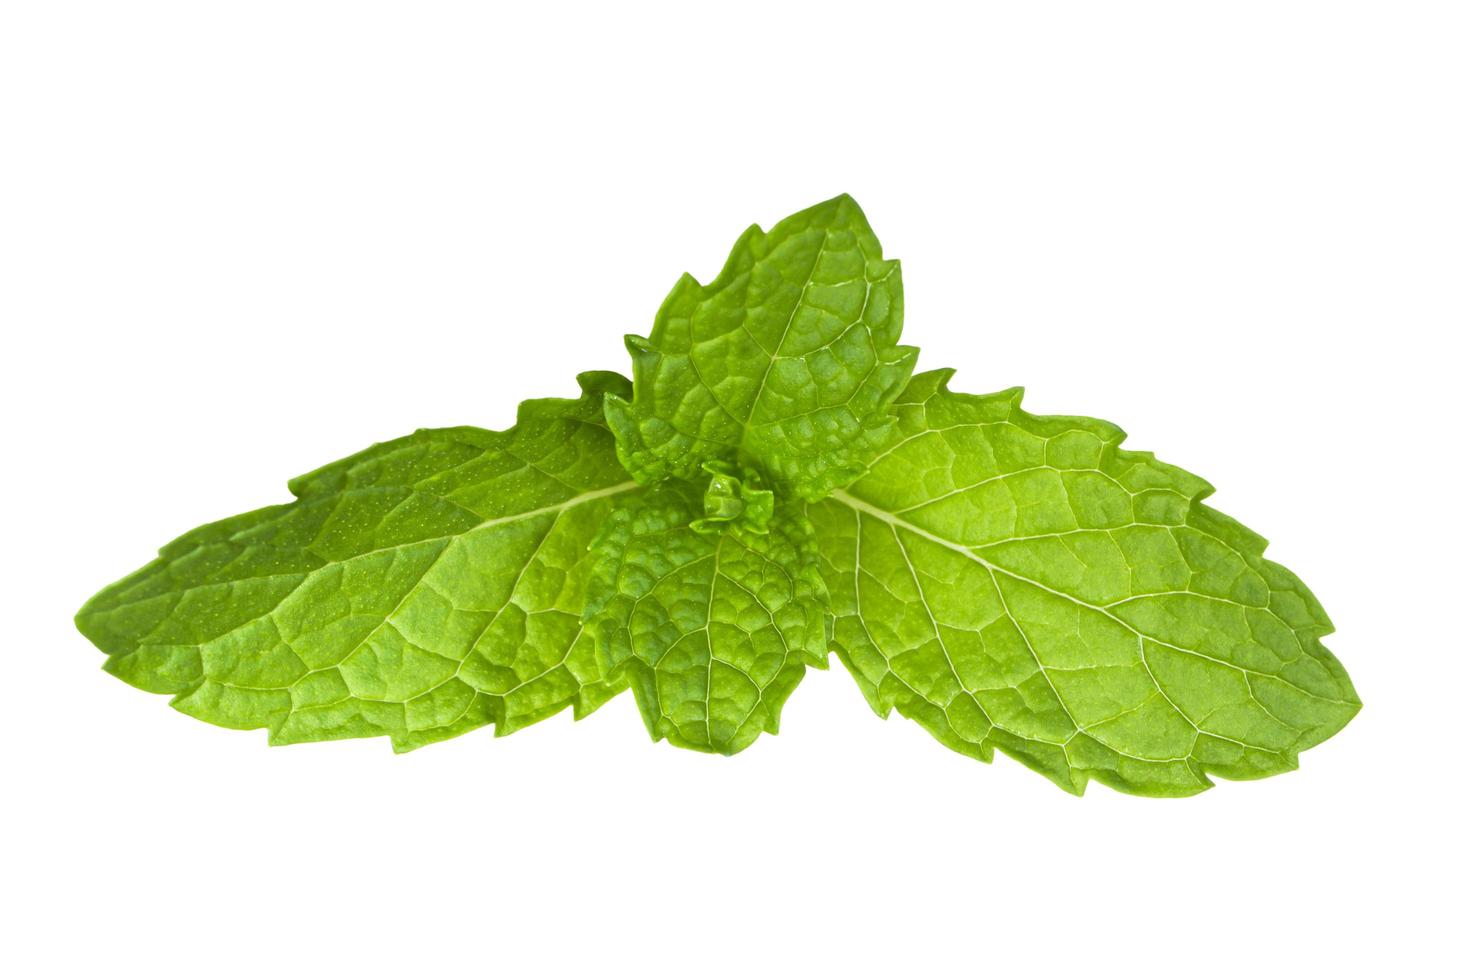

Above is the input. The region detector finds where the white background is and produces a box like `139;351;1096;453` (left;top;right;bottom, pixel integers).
3;3;1466;977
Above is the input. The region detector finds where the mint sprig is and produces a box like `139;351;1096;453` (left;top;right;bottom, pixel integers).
76;197;1359;795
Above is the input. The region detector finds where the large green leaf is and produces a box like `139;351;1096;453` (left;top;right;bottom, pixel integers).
584;477;829;754
605;194;916;501
76;372;641;750
809;370;1359;796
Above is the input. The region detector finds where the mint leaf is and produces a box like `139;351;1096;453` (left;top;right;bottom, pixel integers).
809;370;1360;796
76;372;640;750
584;477;829;754
605;194;916;501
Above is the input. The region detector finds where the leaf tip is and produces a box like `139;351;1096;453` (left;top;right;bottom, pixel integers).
926;367;960;391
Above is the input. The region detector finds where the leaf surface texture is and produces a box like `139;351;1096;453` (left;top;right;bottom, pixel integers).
585;481;828;754
808;370;1360;795
77;372;640;750
605;194;916;500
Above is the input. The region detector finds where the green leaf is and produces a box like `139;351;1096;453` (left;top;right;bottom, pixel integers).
692;460;774;534
605;194;917;501
808;370;1360;796
76;372;641;751
584;478;829;754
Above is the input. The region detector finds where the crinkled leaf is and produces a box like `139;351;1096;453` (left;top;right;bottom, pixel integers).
76;372;640;750
605;194;916;501
693;461;774;534
585;479;829;754
808;370;1360;796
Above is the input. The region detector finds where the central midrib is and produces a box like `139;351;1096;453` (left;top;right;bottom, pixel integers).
830;486;1222;651
338;479;642;564
827;488;1344;709
737;226;831;457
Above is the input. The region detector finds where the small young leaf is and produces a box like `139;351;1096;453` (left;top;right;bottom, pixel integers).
808;370;1360;796
585;479;829;754
605;194;917;501
692;461;774;534
76;372;640;750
